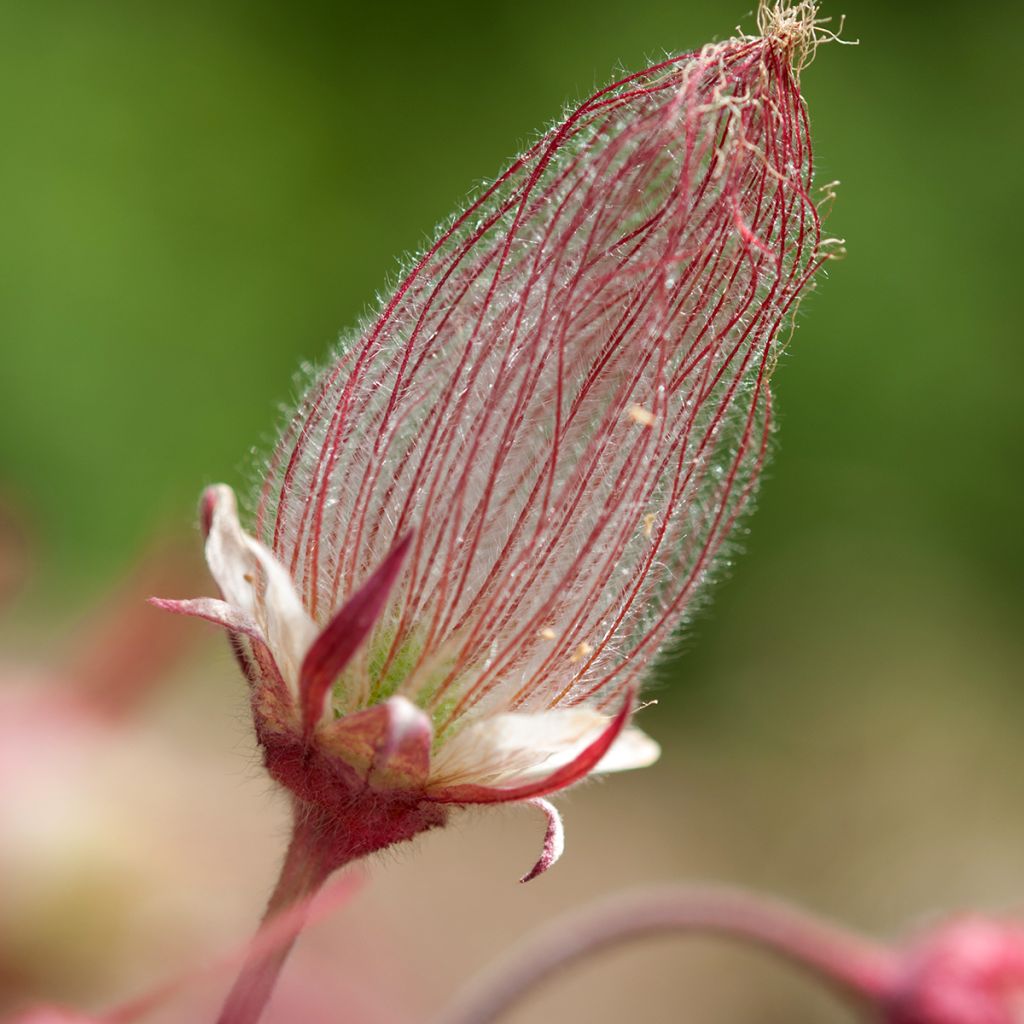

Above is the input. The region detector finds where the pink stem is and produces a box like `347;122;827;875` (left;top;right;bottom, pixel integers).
215;810;338;1024
437;884;901;1024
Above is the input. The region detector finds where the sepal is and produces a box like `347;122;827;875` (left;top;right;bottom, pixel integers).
298;534;412;739
317;695;432;790
519;798;565;883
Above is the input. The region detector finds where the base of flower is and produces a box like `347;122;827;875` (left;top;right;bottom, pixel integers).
263;727;449;855
217;787;446;1024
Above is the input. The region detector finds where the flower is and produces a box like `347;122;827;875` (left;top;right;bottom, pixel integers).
156;5;835;1019
156;483;647;881
157;2;830;884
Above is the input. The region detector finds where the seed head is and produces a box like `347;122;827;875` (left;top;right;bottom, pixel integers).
157;2;832;878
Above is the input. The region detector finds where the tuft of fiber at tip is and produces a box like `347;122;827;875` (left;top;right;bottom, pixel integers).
756;0;853;75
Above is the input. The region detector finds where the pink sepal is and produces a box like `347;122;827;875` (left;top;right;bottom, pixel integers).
317;695;432;790
298;534;412;739
519;798;565;883
148;596;289;703
430;692;633;805
148;596;262;645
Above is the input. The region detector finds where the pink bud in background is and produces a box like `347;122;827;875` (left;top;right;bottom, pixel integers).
159;2;831;888
886;917;1024;1024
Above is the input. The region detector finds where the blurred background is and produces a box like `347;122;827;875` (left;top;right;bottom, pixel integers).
1;0;1022;1021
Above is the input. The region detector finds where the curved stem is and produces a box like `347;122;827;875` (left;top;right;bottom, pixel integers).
436;884;901;1024
215;809;338;1024
99;876;362;1024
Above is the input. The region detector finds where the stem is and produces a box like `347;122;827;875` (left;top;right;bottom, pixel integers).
215;809;338;1024
436;884;901;1024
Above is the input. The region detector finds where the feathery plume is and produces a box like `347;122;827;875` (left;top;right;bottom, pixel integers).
156;3;836;1018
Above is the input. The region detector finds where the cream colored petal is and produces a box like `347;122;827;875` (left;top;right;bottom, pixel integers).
203;484;260;615
246;539;317;690
429;708;627;790
203;484;317;692
593;725;661;774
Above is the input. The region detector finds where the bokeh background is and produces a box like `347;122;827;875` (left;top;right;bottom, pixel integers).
1;1;1022;1021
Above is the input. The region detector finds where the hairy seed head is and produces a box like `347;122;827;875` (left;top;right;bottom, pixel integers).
157;1;835;877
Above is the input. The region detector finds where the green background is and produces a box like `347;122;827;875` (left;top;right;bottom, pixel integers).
1;2;1023;1017
2;1;1020;597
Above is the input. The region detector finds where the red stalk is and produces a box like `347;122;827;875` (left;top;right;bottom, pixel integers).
215;810;340;1024
437;885;900;1024
215;783;443;1024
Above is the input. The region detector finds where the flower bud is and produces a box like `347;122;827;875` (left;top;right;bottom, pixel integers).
158;1;830;879
886;917;1024;1024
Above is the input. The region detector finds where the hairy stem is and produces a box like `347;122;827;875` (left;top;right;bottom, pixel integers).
437;884;900;1024
215;808;338;1024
